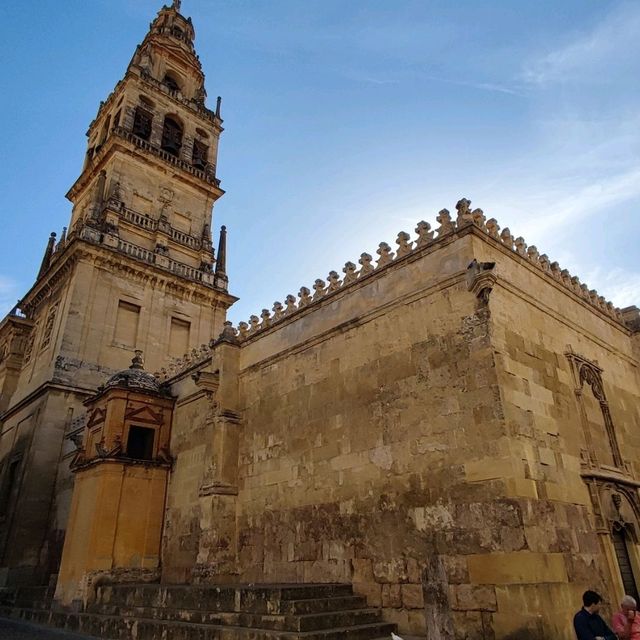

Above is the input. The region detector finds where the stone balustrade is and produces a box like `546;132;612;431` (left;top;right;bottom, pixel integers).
112;126;219;186
119;206;202;249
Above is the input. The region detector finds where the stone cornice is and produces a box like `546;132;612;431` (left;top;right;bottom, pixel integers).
0;380;94;424
0;314;33;336
237;229;468;345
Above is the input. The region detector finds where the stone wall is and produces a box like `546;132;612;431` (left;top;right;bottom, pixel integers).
466;232;640;638
162;215;639;640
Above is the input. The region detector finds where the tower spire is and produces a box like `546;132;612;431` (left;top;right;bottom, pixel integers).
37;232;57;279
214;225;228;290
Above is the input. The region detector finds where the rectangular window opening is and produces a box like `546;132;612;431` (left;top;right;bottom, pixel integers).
114;301;141;348
169;317;190;358
126;426;155;461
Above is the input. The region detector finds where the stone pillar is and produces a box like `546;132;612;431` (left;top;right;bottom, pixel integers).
194;325;241;579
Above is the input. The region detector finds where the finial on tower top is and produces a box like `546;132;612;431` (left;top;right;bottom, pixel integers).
130;350;145;370
172;0;182;12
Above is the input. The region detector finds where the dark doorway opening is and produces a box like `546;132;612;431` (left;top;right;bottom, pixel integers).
613;527;639;601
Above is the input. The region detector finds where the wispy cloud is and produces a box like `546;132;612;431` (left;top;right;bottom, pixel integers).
513;166;640;240
571;265;640;310
421;74;524;97
522;3;640;86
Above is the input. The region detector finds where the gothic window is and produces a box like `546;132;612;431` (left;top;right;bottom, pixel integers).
113;109;121;129
132;106;153;141
192;139;209;169
161;116;183;156
566;349;623;469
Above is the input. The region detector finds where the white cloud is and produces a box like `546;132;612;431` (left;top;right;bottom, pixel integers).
522;3;640;86
573;265;640;310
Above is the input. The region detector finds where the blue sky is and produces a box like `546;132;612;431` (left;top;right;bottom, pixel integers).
1;0;639;325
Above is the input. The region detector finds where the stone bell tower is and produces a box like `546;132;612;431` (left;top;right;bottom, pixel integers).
0;1;235;588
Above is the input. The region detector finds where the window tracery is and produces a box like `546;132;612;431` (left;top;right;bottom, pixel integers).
566;347;623;469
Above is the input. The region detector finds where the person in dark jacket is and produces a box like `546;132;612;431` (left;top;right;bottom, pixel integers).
574;590;617;640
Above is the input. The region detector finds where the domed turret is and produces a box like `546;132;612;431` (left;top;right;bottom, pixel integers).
104;350;161;394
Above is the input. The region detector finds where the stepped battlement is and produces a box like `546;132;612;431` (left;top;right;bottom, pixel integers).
239;198;625;336
157;198;632;382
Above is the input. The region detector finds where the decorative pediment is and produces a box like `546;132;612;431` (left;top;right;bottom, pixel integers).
124;404;164;424
86;407;106;429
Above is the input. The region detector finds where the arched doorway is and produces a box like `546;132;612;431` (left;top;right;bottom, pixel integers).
612;525;639;601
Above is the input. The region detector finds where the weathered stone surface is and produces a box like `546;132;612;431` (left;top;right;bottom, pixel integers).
1;4;639;640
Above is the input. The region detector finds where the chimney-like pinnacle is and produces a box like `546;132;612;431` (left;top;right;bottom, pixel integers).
37;232;57;280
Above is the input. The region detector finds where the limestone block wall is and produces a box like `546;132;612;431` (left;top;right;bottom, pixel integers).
0;388;85;586
466;233;640;639
162;374;211;583
232;235;510;636
161;213;638;639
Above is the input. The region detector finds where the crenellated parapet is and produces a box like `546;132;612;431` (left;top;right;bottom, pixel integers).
235;198;627;340
157;199;633;383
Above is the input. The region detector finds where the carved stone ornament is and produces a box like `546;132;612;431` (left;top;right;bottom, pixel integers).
566;348;623;469
466;259;497;304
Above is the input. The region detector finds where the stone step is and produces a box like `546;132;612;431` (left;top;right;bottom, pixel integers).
95;583;355;613
281;596;368;615
86;603;381;631
4;607;396;640
88;594;368;618
290;609;383;632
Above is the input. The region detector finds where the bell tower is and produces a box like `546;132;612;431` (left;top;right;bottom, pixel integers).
68;0;228;292
0;1;235;588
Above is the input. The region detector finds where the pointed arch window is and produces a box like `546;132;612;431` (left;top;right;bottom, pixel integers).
566;348;623;469
161;116;183;157
192;139;209;170
162;72;181;93
133;106;153;141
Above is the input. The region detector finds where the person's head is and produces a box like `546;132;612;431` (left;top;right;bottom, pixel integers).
583;590;603;613
621;595;637;613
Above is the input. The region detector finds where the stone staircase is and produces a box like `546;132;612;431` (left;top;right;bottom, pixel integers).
0;583;397;640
